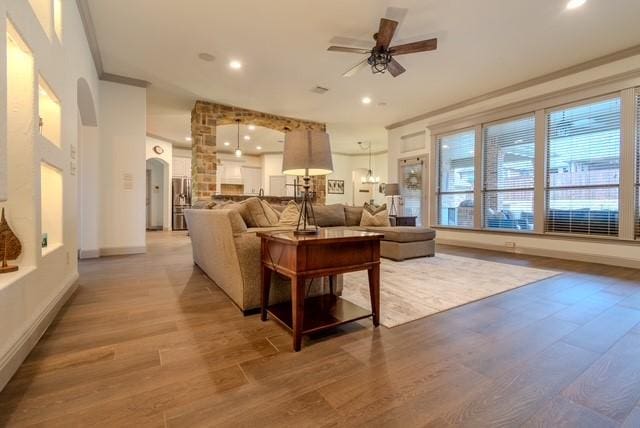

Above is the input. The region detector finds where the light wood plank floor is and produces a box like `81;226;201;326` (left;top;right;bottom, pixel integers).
2;231;640;427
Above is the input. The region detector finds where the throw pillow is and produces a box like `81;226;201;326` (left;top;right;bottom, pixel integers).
312;204;346;227
360;207;391;227
364;202;387;215
344;206;364;226
242;197;280;227
278;201;300;226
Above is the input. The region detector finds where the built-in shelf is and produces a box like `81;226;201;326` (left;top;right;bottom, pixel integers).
7;19;38;269
28;0;53;39
53;0;62;41
41;242;62;258
41;162;63;255
38;76;61;148
0;265;36;291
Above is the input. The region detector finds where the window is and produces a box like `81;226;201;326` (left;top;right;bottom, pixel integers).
483;116;535;231
545;97;621;236
437;130;475;227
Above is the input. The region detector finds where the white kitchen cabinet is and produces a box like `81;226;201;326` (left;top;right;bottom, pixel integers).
242;167;262;195
172;157;192;177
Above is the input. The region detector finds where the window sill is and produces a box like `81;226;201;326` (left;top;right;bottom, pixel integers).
432;226;638;245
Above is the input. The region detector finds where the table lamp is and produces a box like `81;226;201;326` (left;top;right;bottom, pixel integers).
384;183;401;217
282;129;333;235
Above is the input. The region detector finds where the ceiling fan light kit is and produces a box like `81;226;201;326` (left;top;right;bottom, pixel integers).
328;16;438;78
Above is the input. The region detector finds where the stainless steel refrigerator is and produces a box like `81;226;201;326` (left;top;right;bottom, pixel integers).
172;177;192;230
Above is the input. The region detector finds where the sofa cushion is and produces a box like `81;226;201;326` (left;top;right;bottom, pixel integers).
227;209;248;234
365;226;436;243
192;200;215;209
344;206;364;226
241;197;280;227
313;204;346;227
360;208;391;227
278;201;300;226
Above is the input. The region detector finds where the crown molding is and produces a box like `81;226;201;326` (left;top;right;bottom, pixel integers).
76;0;150;88
146;133;190;148
386;44;640;130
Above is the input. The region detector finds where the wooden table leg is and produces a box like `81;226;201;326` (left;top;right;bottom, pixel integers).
261;263;272;322
329;275;336;296
292;275;305;352
368;264;380;327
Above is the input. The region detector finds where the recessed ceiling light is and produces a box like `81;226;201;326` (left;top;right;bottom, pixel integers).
566;0;586;9
361;96;372;105
256;146;262;150
223;141;230;146
185;136;192;142
248;124;256;131
229;60;242;70
197;52;215;62
244;135;251;141
442;145;449;149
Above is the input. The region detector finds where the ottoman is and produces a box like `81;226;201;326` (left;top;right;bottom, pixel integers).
366;226;436;261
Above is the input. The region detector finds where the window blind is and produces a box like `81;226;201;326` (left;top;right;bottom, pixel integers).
483;116;535;231
545;97;621;236
437;130;475;227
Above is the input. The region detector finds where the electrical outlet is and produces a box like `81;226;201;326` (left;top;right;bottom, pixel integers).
504;241;516;248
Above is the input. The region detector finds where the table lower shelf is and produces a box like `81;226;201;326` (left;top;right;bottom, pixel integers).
267;294;372;335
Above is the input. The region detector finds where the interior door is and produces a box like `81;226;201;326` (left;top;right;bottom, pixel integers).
398;157;427;227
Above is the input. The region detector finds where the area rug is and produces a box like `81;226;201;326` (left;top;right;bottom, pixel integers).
341;253;559;328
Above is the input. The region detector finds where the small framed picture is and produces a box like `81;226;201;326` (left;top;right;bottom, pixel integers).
327;179;344;194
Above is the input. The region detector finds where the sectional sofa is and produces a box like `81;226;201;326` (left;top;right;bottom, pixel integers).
185;201;436;313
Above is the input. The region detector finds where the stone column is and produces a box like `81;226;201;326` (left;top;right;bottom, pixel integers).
190;104;217;202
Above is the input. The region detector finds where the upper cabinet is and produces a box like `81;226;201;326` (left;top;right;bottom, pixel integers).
172;157;191;178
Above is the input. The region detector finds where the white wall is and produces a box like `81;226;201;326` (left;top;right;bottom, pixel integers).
387;53;640;265
0;0;100;389
79;124;99;257
145;137;172;230
98;80;147;252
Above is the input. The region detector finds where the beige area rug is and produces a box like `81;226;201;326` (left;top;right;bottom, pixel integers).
341;253;559;328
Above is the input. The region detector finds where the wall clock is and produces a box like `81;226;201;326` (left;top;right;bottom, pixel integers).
153;145;164;155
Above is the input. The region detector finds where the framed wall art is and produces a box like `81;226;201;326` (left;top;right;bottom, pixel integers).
327;179;344;194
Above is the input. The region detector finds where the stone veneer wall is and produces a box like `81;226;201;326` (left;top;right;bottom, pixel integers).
191;101;327;203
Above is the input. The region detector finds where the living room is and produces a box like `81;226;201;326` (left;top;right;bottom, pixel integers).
2;0;640;426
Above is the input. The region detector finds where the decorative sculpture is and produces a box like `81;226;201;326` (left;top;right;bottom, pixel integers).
0;208;21;273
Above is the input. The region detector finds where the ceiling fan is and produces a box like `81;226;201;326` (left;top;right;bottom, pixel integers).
327;17;437;78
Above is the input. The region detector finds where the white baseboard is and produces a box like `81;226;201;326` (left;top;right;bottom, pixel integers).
0;272;79;391
99;246;146;257
79;248;100;259
437;238;640;269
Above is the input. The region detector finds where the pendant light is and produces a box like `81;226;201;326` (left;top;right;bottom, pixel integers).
234;119;243;157
358;141;379;184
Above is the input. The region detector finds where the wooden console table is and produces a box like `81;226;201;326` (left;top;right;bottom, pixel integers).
258;229;383;351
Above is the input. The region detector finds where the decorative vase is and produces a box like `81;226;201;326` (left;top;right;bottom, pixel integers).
0;208;22;273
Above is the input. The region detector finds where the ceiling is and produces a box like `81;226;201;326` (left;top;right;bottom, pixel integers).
87;0;640;153
216;124;284;156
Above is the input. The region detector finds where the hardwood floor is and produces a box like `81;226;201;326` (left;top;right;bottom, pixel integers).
1;231;640;427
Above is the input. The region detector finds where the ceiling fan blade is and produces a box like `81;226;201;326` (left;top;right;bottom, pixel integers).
328;46;371;54
389;38;438;55
374;18;398;50
387;59;406;77
342;57;368;77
